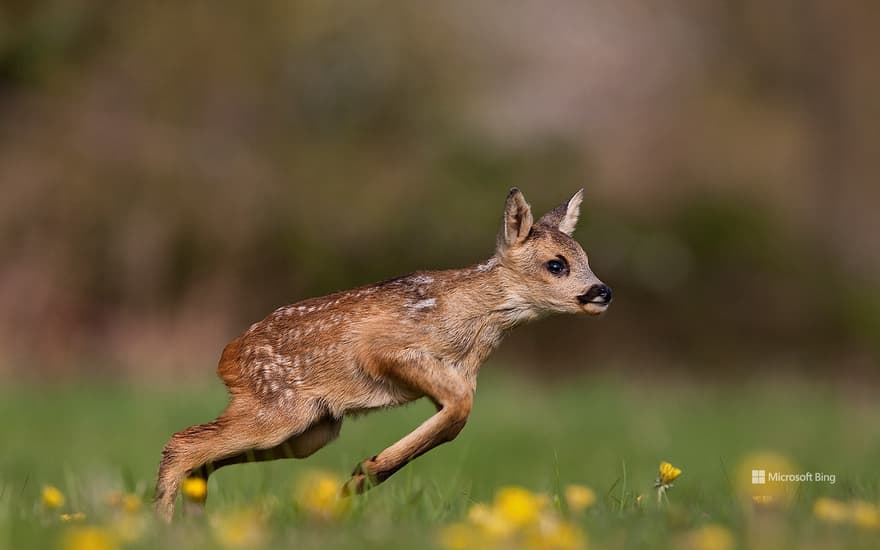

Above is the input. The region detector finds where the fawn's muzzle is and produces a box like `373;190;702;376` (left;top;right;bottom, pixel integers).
578;284;612;306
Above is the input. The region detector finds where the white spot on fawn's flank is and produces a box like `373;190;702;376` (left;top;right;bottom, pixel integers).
475;257;499;272
257;344;274;356
409;275;434;285
411;298;436;310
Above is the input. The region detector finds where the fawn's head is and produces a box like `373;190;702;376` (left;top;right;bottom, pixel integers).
496;188;611;316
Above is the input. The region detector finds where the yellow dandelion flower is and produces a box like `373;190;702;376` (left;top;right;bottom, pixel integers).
813;497;848;523
527;519;586;550
467;502;492;524
657;461;682;486
121;494;141;514
60;512;86;522
494;486;544;527
61;526;119;550
441;488;585;550
42;485;65;509
211;509;266;549
849;500;880;530
296;470;349;520
181;477;208;502
655;461;683;504
564;485;596;513
684;524;735;550
468;502;515;539
439;522;484;550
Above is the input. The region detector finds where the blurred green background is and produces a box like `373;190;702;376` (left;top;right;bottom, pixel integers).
1;1;878;378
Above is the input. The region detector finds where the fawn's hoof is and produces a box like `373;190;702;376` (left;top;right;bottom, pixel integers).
341;459;379;496
340;473;368;497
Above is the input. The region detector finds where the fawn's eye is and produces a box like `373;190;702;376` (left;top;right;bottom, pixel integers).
546;259;567;276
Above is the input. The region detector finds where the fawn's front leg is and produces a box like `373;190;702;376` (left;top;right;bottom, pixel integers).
341;358;473;495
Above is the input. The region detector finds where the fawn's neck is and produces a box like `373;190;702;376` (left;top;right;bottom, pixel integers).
433;256;544;369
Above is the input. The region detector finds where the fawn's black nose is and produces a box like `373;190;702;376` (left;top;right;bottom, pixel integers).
578;284;612;305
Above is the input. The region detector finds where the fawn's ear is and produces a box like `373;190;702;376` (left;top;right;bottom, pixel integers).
536;189;583;236
498;187;533;251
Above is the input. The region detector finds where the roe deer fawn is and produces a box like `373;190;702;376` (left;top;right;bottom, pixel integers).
154;188;611;521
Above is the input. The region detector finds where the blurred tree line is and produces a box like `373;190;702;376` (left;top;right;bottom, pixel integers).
0;1;877;376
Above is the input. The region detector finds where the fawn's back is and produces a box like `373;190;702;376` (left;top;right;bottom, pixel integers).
222;263;515;417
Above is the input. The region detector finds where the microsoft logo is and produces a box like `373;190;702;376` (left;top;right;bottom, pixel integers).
752;469;766;485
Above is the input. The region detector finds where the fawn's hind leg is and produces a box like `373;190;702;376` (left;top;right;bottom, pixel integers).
182;416;342;515
154;398;324;522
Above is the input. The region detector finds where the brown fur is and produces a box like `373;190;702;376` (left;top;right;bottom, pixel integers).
154;188;610;521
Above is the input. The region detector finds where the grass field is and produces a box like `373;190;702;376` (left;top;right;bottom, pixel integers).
2;370;879;549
